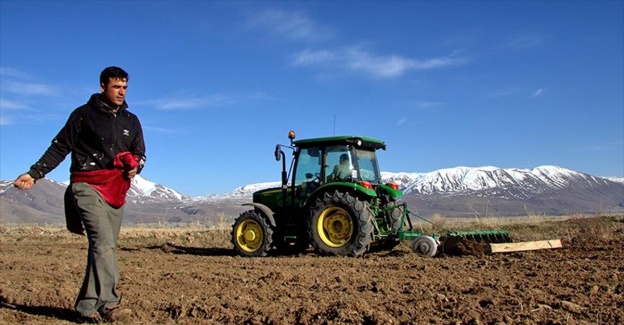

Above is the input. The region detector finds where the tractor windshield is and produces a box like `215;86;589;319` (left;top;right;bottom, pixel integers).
354;148;381;183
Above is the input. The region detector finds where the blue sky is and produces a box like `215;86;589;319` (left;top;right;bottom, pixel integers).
1;0;622;196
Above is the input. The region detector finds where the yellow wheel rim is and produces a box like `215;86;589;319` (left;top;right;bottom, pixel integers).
317;207;353;247
235;219;264;252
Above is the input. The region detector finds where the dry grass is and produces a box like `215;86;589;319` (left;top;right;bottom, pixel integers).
2;213;622;248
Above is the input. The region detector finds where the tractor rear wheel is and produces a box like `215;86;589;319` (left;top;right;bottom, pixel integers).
307;191;373;257
231;210;273;257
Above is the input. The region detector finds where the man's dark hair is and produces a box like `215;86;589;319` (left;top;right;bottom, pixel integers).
100;66;129;86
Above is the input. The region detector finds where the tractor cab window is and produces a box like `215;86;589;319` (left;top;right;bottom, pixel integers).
354;148;380;183
326;145;354;182
294;147;322;186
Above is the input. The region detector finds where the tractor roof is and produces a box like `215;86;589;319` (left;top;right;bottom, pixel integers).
293;135;386;150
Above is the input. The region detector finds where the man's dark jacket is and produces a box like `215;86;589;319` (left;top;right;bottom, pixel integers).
28;93;146;179
28;93;146;234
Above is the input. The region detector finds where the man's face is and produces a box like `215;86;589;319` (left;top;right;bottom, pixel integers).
100;77;128;107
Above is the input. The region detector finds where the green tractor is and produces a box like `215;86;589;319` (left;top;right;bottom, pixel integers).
231;131;510;257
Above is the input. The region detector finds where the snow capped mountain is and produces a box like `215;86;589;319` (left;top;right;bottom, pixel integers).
0;175;187;203
191;181;281;202
381;165;605;198
605;176;624;184
1;166;619;203
196;165;621;202
127;175;189;202
0;180;16;194
376;166;623;217
0;178;67;195
1;165;621;224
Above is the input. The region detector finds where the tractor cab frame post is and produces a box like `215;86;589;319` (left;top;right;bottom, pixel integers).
274;144;289;208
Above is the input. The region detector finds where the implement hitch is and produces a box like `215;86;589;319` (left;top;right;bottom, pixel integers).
396;204;512;257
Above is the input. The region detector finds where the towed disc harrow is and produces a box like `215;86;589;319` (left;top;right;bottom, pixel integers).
394;204;512;257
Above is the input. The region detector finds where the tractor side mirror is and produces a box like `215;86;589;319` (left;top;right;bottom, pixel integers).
274;145;281;161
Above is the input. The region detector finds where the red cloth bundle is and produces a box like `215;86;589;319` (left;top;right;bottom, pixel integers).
70;152;139;208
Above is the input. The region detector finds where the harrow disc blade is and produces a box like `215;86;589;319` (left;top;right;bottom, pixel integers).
441;231;512;256
454;230;512;244
410;235;439;257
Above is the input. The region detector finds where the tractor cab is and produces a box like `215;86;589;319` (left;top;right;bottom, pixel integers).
294;141;384;199
278;131;390;206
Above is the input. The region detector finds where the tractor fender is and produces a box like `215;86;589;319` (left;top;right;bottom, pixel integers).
378;183;404;199
242;203;276;227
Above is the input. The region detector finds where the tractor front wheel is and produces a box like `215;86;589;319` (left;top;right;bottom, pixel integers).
231;210;273;257
307;191;373;257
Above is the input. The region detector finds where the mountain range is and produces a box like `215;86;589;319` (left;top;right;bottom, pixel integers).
1;165;622;226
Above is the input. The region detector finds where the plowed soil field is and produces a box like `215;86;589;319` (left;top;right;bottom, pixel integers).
1;215;623;324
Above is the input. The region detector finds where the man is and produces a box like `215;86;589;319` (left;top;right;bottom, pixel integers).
13;66;146;323
330;153;352;181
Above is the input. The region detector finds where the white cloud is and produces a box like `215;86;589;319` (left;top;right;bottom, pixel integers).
397;117;407;125
155;94;234;110
0;99;29;110
143;126;180;134
0;67;34;79
532;88;543;97
247;9;332;42
250;10;464;79
141;92;269;111
0;97;34;125
292;47;466;78
292;49;336;66
1;68;57;97
504;35;544;50
347;48;465;77
346;49;416;78
414;101;442;109
2;80;57;96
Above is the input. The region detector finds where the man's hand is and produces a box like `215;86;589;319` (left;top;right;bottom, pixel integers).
126;167;138;179
13;173;35;190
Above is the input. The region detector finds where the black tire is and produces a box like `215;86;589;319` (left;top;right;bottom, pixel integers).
231;210;273;257
384;201;404;234
307;191;373;257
